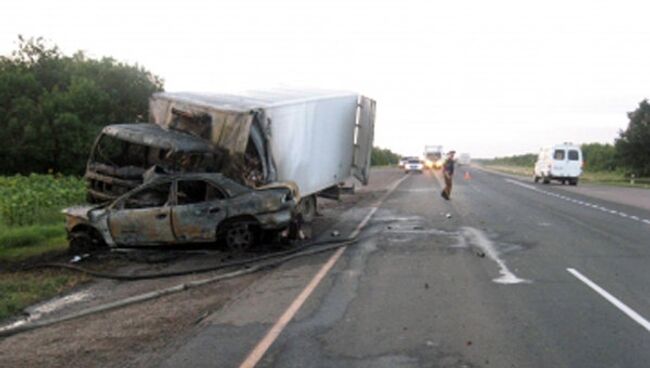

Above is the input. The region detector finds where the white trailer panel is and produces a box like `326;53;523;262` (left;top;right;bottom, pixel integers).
149;89;374;197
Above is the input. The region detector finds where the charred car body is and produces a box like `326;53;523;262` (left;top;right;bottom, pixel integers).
71;89;375;250
65;173;297;252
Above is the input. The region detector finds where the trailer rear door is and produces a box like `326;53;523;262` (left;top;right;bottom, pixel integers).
352;96;376;185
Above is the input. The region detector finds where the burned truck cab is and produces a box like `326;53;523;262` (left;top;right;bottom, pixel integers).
86;124;227;203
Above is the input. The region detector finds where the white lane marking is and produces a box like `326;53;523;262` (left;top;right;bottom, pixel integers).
567;268;650;332
239;173;410;368
463;227;529;284
506;178;649;227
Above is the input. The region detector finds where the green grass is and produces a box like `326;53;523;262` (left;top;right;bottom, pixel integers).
0;224;69;263
0;270;88;321
0;174;88;322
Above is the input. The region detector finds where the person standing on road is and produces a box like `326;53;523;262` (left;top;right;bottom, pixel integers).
441;150;456;200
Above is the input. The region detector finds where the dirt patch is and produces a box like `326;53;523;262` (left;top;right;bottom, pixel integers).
0;273;260;368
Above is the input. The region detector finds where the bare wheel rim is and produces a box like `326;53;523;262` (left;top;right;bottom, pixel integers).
226;224;254;252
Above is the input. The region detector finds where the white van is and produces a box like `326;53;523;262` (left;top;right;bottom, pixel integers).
533;143;583;185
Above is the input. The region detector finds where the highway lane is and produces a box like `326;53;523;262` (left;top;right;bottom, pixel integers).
159;168;650;368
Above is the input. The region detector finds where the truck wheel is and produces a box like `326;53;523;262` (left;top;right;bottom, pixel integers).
569;179;578;186
297;195;317;223
224;222;256;253
542;177;550;184
534;176;540;183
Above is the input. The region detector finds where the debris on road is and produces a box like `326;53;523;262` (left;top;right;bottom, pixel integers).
331;230;340;237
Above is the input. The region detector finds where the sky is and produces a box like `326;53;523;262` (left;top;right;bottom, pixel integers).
2;0;650;158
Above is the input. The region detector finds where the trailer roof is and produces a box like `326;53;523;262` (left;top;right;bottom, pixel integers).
152;88;358;112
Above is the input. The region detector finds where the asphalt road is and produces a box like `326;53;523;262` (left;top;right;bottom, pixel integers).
158;167;650;368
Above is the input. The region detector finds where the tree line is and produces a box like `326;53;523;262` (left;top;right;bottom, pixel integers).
0;36;163;175
371;147;401;166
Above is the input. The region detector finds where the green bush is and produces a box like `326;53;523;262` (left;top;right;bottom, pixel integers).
371;147;401;166
0;174;85;226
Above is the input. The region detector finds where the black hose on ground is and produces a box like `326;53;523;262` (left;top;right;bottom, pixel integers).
26;235;362;281
0;238;358;338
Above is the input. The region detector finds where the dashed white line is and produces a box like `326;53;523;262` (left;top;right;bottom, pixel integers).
568;268;650;333
506;178;649;227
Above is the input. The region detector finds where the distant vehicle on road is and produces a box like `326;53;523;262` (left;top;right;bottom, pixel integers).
404;159;424;174
399;156;419;168
458;153;471;166
63;173;297;253
424;145;443;169
534;143;583;185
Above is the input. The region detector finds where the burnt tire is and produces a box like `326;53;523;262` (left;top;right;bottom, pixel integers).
69;230;104;254
223;222;257;253
297;195;317;223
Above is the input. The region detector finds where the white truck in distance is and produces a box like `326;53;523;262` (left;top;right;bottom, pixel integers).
534;143;583;186
458;153;471;166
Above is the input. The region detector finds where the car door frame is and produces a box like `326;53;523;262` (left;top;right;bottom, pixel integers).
107;180;175;246
170;178;229;243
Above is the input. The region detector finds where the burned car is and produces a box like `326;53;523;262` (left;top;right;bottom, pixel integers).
64;173;297;252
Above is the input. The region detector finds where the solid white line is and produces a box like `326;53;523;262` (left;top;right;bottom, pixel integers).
567;268;650;332
239;173;410;368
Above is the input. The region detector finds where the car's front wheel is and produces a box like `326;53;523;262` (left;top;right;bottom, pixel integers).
69;229;105;254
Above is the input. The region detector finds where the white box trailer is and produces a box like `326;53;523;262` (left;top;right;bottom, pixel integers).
148;89;376;203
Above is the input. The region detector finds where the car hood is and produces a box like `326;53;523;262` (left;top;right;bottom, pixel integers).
62;204;106;221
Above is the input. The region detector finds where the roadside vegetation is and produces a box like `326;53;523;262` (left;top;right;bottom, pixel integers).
371;146;401;166
0;36;163;322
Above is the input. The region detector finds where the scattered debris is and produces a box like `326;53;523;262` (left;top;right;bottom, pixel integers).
445;213;452;219
331;230;340;237
466;340;473;346
424;283;429;289
69;254;90;263
475;250;486;258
